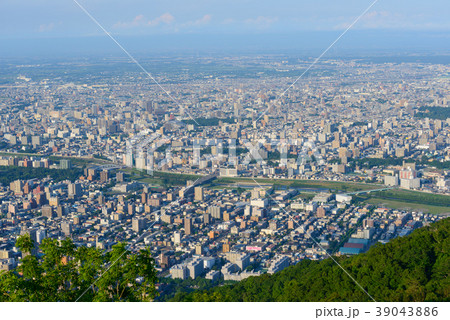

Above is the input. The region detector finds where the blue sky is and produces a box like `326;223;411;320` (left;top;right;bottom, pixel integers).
1;0;449;39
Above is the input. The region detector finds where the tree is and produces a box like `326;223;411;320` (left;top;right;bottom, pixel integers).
0;236;158;302
172;218;450;302
15;234;34;254
93;243;157;302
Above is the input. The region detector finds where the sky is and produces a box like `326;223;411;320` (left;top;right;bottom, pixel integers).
0;0;449;56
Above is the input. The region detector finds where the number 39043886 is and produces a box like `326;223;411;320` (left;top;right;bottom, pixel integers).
376;307;438;317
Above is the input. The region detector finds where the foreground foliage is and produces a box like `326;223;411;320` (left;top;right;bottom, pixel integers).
0;237;157;302
172;218;449;302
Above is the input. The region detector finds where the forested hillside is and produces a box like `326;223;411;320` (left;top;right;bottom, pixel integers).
172;218;449;302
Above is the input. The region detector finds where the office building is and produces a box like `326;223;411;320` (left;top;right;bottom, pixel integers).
174;232;181;244
59;159;71;169
187;258;204;279
61;222;72;236
208;206;222;220
184;218;192;235
194;187;204;201
68;183;82;198
268;255;290;274
42;205;54;219
170;264;188;280
132;217;145;233
100;170;109;183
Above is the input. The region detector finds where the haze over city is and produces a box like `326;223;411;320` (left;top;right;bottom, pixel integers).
0;0;449;313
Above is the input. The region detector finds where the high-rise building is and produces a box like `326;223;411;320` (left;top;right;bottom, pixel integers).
36;229;46;244
56;205;65;217
20;135;29;145
269;220;278;231
98;194;105;205
86;168;97;179
35;192;46;206
48;197;60;207
194;187;204;201
61;222;72;236
59;159;71;169
132;217;145;233
68;183;82;198
288;220;295;229
174;232;181;244
100;170;109;183
203;213;210;225
8;204;17;215
184;218;192;235
41;205;54;219
400;167;417;180
208;206;222;220
10;180;23;195
116;172;124;182
160;252;170;269
145;101;154;114
187;258;204;279
363;218;374;228
316;206;326;218
195;245;203;255
226;252;251;270
222;243;230;253
170;264;188;280
31;135;41;147
268;256;290;274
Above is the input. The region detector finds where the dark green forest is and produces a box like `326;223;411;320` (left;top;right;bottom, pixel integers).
0;166;83;185
172;218;449;302
351;157;450;170
415;107;450;120
182;117;235;126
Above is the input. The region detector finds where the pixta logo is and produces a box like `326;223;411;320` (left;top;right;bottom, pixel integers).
125;129;171;176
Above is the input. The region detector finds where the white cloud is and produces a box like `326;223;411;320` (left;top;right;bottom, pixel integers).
182;14;212;27
38;23;55;33
114;13;175;29
194;14;212;25
148;13;175;26
245;16;278;28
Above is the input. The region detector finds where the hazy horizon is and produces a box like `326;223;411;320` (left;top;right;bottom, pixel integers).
1;30;450;59
1;0;450;58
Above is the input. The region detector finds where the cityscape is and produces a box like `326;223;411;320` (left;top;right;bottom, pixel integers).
0;0;449;309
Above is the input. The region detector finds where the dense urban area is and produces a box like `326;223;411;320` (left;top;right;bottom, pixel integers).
0;55;449;300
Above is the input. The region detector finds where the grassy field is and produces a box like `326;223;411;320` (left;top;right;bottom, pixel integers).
0;151;111;167
216;176;450;214
48;156;110;166
364;198;450;215
0;151;38;157
355;189;450;215
126;168;201;186
368;189;450;207
216;177;380;193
